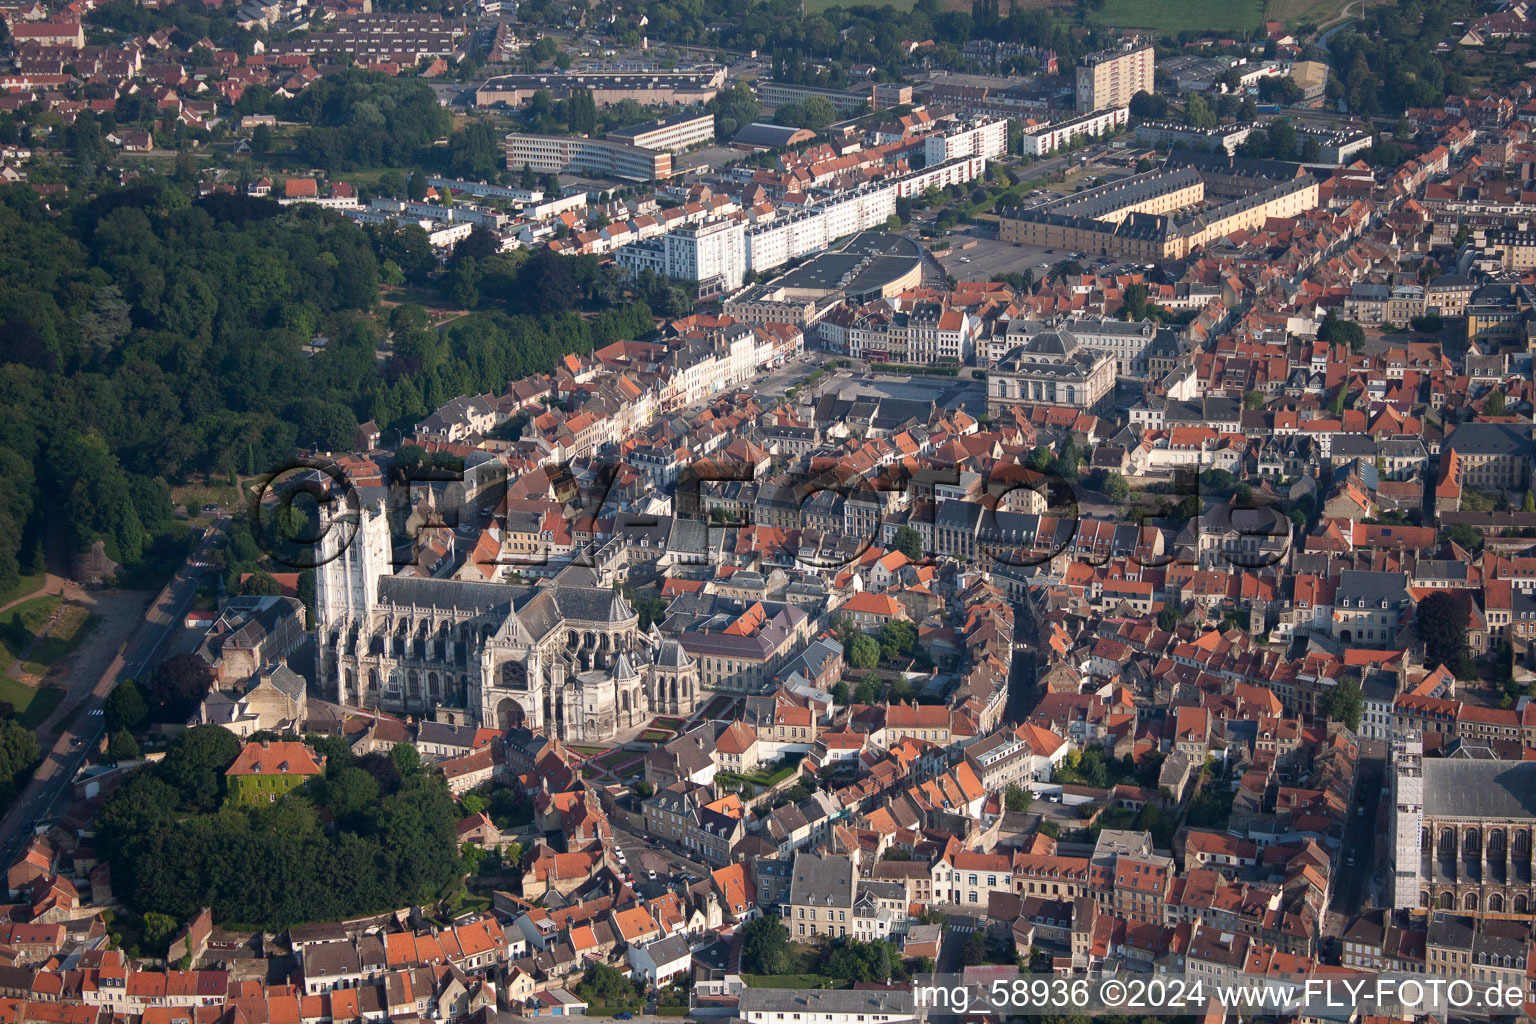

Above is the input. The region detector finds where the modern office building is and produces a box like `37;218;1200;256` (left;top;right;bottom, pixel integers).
477;67;726;108
754;81;871;117
666;219;747;296
1134;119;1255;156
504;132;672;181
1021;106;1129;156
607;110;716;154
1076;41;1155;113
923;118;1009;163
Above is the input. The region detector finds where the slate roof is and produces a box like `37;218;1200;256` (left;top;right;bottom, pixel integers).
1421;759;1536;819
1445;422;1536;458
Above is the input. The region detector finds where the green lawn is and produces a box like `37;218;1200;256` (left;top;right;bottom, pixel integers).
0;573;45;608
0;596;96;679
0;595;61;674
22;604;96;675
0;678;66;729
1092;0;1264;32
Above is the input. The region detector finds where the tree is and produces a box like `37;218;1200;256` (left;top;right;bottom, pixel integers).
250;123;273;157
390;742;421;777
1318;311;1366;352
961;929;986;966
1485;391;1506;416
568;88;597;134
239;570;282;597
578;962;636;1004
407;170;429;201
848;634;880;670
853;675;880;705
461;792;486;816
1004;784;1033;813
1183;94;1217;129
0;719;39;794
1102;473;1129;503
1244;391;1265;411
1416;591;1470;671
321;766;381;822
143;911;179;956
1158;605;1182;631
1320;680;1363;732
107;728;141;761
740;915;791;974
105;680;148;733
1129;91;1169;119
892;525;924;561
159;724;241;811
149;653;214;720
831;680;850;705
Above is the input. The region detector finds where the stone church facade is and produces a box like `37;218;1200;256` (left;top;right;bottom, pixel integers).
1390;732;1536;917
316;500;698;741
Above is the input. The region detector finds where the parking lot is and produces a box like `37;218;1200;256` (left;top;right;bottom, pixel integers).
940;236;1055;282
937;233;1160;285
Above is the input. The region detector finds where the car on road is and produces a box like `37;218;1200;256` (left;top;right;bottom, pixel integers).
202;504;218;512
1357;805;1365;817
615;1013;634;1019
1347;853;1356;866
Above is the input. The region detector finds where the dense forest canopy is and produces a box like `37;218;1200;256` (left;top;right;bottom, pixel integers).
1326;0;1473;115
97;728;463;929
0;180;650;594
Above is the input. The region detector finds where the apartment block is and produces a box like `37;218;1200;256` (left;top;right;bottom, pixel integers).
1076;42;1154;113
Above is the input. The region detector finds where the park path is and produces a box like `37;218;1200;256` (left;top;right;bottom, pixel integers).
0;574;157;739
0;574;70;617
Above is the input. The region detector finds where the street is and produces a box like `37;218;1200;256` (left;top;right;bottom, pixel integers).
610;821;714;883
0;520;226;866
937;912;985;974
1327;752;1386;928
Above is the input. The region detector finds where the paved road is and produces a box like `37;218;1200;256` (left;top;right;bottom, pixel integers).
1327;753;1386;929
937;912;984;974
610;821;713;883
1318;15;1358;50
0;521;226;866
1005;590;1040;726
